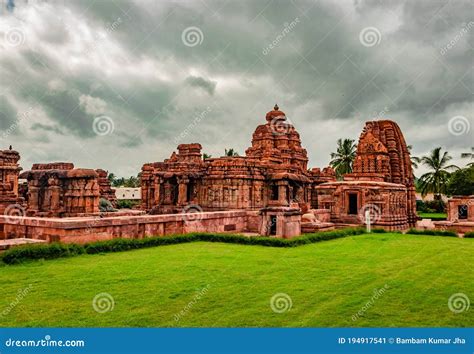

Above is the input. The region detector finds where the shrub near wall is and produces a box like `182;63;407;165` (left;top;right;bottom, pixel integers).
1;228;366;265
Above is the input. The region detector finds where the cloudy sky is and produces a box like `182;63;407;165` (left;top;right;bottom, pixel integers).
0;0;472;177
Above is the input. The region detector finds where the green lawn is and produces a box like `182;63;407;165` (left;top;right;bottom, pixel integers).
0;233;472;327
418;212;447;220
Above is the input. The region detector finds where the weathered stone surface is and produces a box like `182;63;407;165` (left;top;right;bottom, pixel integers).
96;169;117;207
434;196;474;233
0;149;23;215
20;163;99;217
316;120;417;230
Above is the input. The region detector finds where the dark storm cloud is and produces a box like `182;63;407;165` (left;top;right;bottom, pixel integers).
0;0;472;175
185;76;217;95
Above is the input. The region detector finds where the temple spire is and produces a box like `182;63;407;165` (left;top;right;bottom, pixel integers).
274;103;279;111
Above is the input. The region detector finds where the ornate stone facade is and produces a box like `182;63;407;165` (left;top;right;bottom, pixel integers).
316;120;417;229
0;149;23;214
20;163;100;217
96;169;117;207
141;106;335;224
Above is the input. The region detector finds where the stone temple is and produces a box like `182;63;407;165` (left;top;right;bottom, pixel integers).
2;105;468;245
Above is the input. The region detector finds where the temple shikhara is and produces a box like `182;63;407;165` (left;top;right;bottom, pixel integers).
0;106;472;244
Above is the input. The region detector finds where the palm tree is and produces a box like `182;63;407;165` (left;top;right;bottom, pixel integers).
225;148;239;157
461;147;474;167
329;138;357;178
418;147;459;199
407;145;421;169
203;153;212;160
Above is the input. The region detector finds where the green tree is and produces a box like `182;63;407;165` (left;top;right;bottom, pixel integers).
446;166;474;196
418;147;459;199
225;148;239;157
461;147;474;167
407;145;421;169
203;153;212;159
329;138;357;178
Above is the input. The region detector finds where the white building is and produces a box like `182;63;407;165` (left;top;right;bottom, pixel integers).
113;187;141;200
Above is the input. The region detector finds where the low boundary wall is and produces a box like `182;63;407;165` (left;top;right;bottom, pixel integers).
0;210;260;244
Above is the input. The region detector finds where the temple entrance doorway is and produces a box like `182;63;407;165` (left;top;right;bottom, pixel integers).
348;193;358;215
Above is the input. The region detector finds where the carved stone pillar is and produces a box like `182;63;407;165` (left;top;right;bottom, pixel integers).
154;177;163;207
177;177;189;206
277;180;289;206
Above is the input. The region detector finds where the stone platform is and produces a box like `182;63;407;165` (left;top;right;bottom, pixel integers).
0;238;46;251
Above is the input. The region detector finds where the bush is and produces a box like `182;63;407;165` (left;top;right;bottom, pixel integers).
1;243;85;265
424;200;446;213
116;200;140;209
407;228;458;237
0;228;366;265
463;232;474;238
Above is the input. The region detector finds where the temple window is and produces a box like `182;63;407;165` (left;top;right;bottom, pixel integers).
458;205;468;219
270;184;279;200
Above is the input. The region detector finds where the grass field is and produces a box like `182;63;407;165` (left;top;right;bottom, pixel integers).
0;233;472;327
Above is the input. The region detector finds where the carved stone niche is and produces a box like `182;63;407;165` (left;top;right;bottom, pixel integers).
259;206;301;238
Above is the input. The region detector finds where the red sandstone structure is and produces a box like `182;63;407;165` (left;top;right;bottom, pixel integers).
434;195;474;233
316;120;417;230
3;106;459;244
20;163;100;217
141;105;335;237
96;169;117;207
0;149;23;215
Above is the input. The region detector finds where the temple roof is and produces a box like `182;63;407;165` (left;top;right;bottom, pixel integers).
265;104;286;122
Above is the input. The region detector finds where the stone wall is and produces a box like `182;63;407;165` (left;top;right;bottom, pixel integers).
0;210;257;244
0;149;23;215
